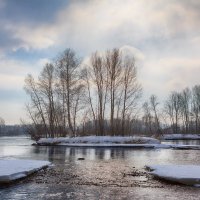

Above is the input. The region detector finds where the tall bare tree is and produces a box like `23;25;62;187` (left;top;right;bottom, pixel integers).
164;91;182;134
56;49;82;136
38;63;56;137
150;94;162;136
180;88;191;133
120;56;142;135
105;49;122;135
90;52;108;135
24;74;49;138
191;85;200;133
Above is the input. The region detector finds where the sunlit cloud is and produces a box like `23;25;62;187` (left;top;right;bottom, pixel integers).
0;0;200;123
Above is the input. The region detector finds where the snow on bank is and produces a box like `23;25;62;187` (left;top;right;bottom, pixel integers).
0;159;51;183
40;142;200;149
171;144;200;150
37;136;200;149
146;165;200;186
163;134;200;140
37;136;160;146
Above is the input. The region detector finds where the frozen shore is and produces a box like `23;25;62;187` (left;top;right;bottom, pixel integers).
36;136;200;149
146;164;200;186
162;134;200;140
37;136;160;145
0;159;51;183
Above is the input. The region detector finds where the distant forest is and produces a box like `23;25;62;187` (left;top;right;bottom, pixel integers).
23;48;200;140
0;124;26;137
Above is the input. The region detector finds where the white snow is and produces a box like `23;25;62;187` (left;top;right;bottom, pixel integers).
163;134;200;140
146;164;200;186
59;143;165;148
37;136;200;149
0;159;51;183
171;144;200;150
37;136;160;145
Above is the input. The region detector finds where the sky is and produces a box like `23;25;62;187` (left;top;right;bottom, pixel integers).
0;0;200;124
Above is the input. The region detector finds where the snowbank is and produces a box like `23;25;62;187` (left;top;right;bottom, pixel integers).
171;144;200;150
163;134;200;140
36;136;200;149
146;165;200;186
37;136;160;146
0;159;51;183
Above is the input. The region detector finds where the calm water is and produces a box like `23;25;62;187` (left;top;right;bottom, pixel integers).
0;137;200;200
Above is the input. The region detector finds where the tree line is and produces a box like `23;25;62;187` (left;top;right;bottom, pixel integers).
143;86;200;135
24;48;142;139
24;48;200;140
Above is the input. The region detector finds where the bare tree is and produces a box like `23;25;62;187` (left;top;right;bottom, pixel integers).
82;68;97;134
105;49;122;135
150;94;162;136
180;88;191;133
24;74;49;138
38;63;56;137
191;85;200;133
56;49;82;136
142;102;153;135
120;56;142;135
164;91;182;134
24;48;143;139
90;52;108;135
0;117;5;135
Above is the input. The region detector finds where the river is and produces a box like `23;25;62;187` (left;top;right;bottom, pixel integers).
0;136;200;200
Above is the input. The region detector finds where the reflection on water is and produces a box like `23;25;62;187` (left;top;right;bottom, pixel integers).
0;137;200;166
0;137;200;199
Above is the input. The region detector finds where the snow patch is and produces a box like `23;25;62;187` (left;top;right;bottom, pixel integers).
37;136;200;149
37;136;160;145
0;159;51;183
163;134;200;140
146;164;200;186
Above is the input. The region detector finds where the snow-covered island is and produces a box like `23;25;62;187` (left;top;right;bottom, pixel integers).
146;164;200;186
162;134;200;140
0;159;51;183
36;136;200;149
37;136;160;146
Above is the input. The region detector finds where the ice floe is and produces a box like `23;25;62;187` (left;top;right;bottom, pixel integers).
0;159;51;183
146;164;200;186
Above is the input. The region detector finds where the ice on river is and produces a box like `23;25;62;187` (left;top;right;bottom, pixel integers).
0;159;51;183
37;136;160;145
146;164;200;186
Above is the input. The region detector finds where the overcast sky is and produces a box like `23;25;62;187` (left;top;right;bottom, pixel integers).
0;0;200;124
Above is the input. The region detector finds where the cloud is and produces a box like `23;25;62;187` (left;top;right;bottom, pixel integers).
120;45;145;62
0;55;49;90
2;0;200;53
140;57;200;100
1;0;200;123
0;0;67;25
0;101;27;124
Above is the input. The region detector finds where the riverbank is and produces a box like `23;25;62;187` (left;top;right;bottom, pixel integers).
163;134;200;140
37;136;160;145
36;136;200;150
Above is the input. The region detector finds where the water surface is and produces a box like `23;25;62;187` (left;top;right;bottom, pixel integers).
0;137;200;200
